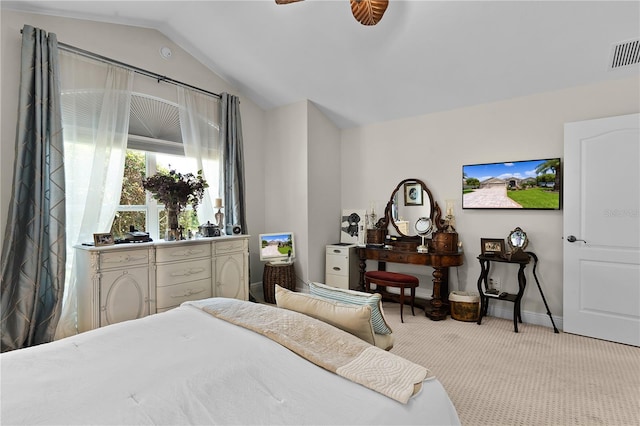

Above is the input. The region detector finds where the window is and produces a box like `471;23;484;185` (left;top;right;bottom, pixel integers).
111;150;201;241
108;93;216;241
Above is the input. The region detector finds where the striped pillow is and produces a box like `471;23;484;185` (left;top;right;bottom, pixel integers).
309;282;392;335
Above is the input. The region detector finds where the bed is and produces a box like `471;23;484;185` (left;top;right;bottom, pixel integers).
1;298;460;425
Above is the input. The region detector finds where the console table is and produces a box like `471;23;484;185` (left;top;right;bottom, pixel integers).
476;251;559;333
357;246;463;321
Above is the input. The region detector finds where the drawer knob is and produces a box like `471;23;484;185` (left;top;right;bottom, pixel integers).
332;267;341;271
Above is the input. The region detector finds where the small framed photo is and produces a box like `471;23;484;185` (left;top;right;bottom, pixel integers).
481;238;505;256
404;182;423;206
94;233;114;246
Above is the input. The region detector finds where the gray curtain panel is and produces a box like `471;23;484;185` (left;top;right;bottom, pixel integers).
1;25;66;352
221;93;247;235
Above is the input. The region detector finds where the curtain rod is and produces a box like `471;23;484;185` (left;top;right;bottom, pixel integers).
57;42;221;100
19;28;222;99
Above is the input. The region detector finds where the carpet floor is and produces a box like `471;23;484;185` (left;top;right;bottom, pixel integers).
381;302;640;426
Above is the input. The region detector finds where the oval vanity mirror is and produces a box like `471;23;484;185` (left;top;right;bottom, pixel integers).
507;227;528;252
387;178;436;238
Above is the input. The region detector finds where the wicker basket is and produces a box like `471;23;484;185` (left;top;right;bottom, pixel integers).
262;262;296;304
449;291;480;322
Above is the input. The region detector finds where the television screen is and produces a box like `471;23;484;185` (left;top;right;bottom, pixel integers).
462;158;561;210
259;232;295;264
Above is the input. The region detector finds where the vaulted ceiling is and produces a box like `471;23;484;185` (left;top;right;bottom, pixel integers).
3;1;639;128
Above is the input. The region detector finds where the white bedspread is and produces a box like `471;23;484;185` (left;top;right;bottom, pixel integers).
1;299;460;425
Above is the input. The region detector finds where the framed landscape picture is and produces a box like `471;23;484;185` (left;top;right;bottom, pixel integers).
462;158;561;210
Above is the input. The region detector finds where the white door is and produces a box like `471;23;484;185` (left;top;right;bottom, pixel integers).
563;113;640;346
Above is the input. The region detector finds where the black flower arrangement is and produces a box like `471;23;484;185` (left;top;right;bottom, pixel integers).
142;169;208;212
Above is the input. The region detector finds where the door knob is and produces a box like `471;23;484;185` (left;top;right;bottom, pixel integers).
567;235;587;243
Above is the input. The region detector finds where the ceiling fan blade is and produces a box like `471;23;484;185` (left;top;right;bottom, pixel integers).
275;0;304;4
350;0;388;26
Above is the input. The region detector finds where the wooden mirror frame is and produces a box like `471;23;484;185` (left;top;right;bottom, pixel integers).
507;227;528;252
381;178;445;240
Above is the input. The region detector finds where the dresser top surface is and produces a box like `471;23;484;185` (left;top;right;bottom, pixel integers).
74;235;249;251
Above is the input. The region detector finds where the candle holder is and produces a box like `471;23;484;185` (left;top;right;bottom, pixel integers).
214;198;224;229
445;199;456;232
215;207;224;229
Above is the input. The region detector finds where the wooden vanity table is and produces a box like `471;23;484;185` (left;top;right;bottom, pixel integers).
359;178;464;321
358;246;463;321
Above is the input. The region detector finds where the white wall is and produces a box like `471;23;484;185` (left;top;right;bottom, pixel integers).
263;100;341;287
264;101;309;284
342;76;640;325
307;101;341;283
0;10;267;279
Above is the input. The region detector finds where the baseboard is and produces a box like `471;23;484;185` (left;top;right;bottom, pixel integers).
487;305;563;331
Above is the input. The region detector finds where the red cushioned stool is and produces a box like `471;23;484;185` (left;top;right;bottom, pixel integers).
364;271;419;323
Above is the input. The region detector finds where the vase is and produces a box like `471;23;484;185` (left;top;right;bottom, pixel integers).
166;205;180;241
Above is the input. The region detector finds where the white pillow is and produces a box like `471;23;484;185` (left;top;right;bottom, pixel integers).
275;285;376;345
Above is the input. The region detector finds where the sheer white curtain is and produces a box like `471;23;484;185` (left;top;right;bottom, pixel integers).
177;87;222;223
55;52;134;338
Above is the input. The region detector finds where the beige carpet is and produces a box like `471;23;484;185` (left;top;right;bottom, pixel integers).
381;302;640;426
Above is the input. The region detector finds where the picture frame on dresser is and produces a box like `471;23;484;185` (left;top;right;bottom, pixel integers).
93;233;114;246
481;238;505;256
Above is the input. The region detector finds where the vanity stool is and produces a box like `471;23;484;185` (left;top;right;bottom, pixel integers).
364;271;419;323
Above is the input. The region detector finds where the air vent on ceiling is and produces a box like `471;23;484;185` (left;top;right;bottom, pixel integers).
610;39;640;69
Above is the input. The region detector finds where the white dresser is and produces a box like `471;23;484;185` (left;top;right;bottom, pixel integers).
325;244;359;290
75;235;249;332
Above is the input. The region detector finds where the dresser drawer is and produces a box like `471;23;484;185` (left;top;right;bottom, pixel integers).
326;246;350;256
215;239;247;255
325;273;349;289
376;250;409;263
99;249;150;269
156;258;211;287
326;254;349;277
156;279;212;310
156;243;211;263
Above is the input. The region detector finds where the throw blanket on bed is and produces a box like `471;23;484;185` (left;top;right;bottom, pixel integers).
185;298;431;404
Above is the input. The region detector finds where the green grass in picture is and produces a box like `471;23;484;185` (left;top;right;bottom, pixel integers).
508;188;559;209
278;244;293;255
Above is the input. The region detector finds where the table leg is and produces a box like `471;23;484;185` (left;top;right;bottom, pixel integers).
357;256;367;291
513;263;527;333
426;267;447;321
399;286;405;323
477;259;490;325
411;286;416;316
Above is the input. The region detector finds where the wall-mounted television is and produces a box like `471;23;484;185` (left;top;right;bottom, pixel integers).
259;232;295;264
462;158;561;210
